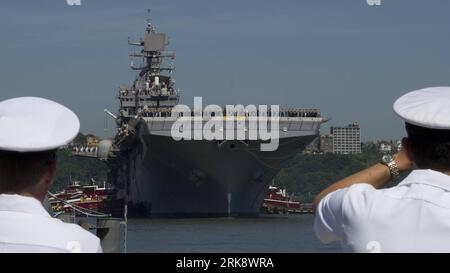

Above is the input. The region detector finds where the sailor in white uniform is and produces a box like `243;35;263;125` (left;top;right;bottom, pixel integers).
0;97;102;253
314;86;450;252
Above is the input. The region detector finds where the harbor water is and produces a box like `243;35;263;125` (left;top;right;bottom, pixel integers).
126;214;341;253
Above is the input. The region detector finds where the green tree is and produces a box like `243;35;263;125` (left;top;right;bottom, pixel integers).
51;149;108;192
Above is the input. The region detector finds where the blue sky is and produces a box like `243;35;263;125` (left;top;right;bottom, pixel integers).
1;0;450;140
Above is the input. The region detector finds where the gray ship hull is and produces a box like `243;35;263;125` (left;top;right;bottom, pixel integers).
124;122;318;217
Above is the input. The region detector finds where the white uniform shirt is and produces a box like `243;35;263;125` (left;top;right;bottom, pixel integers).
314;169;450;252
0;194;102;253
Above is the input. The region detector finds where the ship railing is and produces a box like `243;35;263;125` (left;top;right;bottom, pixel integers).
118;91;178;100
136;108;321;119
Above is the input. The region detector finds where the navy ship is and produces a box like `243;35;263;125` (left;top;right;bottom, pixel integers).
102;16;327;217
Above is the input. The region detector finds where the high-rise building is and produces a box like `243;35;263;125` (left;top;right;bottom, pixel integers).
331;123;361;154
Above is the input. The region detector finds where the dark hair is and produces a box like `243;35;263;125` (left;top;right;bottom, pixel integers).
0;150;56;193
406;123;450;169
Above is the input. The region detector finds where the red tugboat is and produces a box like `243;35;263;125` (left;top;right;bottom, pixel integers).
49;179;121;215
262;186;312;214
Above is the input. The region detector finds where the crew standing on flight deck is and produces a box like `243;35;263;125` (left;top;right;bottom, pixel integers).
0;97;102;253
314;87;450;252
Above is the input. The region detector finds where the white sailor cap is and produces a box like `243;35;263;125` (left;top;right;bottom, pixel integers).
394;86;450;130
0;97;80;152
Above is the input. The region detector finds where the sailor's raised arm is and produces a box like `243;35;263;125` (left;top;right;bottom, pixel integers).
312;141;415;213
